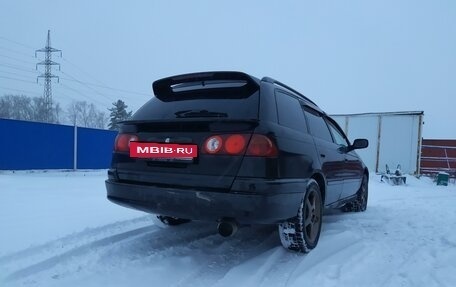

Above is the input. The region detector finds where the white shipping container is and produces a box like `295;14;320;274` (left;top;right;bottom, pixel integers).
331;111;424;175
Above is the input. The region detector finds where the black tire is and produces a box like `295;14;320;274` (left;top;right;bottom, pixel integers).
278;179;323;253
152;215;191;227
342;174;368;212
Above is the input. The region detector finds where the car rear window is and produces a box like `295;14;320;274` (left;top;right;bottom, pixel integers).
132;90;259;121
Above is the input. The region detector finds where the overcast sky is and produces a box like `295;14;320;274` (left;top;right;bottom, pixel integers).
0;0;455;138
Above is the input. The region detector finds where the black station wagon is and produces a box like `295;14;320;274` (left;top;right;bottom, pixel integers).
106;71;369;253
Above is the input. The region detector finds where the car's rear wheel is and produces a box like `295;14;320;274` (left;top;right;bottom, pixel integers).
151;215;191;227
278;179;323;253
342;174;368;212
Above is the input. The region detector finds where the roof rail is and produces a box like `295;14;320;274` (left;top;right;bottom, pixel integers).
261;77;317;106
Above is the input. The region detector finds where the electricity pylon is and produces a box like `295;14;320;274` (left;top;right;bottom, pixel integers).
36;30;61;122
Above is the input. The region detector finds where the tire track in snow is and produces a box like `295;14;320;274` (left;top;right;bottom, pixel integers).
171;225;280;287
268;210;386;287
213;245;293;287
0;215;153;282
204;213;368;287
50;213;370;287
302;191;456;287
2;221;218;285
283;230;363;287
0;216;151;266
198;208;381;287
2;225;155;282
4;224;281;287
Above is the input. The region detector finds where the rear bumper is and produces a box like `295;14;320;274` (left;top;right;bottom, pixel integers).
106;177;308;224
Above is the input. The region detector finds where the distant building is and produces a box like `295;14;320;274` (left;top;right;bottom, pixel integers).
420;139;456;177
331;111;424;175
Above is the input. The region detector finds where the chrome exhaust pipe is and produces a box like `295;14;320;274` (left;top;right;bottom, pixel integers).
217;219;238;237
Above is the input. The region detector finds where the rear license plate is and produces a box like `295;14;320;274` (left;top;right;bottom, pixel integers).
130;142;198;159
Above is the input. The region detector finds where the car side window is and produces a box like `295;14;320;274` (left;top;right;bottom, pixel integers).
303;107;332;142
275;90;308;133
326;119;349;147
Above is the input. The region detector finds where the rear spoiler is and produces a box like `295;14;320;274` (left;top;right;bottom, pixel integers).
152;71;260;101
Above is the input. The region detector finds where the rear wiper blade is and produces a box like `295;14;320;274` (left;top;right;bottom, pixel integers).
174;109;228;118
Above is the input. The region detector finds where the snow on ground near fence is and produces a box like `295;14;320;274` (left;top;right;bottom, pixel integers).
0;171;455;287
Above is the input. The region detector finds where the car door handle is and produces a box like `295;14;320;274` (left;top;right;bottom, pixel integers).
320;154;326;158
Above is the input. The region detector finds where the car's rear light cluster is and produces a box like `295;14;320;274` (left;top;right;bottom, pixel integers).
246;134;278;157
203;134;277;157
114;133;138;152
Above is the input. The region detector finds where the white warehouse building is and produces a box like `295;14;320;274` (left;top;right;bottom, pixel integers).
330;111;424;175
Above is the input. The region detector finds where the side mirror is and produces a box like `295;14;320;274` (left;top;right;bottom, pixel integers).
349;139;368;151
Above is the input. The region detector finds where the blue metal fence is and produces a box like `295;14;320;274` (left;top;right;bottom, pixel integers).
0;118;117;170
77;127;117;169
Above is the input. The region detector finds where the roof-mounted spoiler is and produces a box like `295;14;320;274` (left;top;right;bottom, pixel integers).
152;71;260;101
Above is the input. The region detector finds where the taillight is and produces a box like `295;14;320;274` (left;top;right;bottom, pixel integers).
225;134;247;155
203;134;248;155
246;134;278;157
204;136;223;154
114;134;138;152
202;134;277;157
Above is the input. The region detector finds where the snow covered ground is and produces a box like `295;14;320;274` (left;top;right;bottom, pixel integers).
1;170;455;287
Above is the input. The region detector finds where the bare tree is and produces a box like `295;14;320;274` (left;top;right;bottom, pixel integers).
54;102;62;124
31;97;61;123
0;94;61;122
0;95;34;120
0;97;8;118
0;94;88;126
89;110;108;129
87;104;108;129
67;101;78;125
66;100;107;129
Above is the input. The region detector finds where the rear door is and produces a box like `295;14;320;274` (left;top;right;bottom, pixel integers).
303;107;346;205
114;72;260;190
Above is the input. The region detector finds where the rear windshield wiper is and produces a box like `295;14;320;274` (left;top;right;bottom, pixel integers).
174;109;228;118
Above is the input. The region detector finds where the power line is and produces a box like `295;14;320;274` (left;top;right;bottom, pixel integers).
59;82;110;108
49;85;92;105
60;57;150;98
0;36;36;50
0;69;36;79
0;62;149;99
61;56;107;86
0;75;36;84
0;84;94;108
1;49;149;99
0;60;120;101
0;54;37;65
0;62;39;74
0;46;35;59
0;75;109;108
59;75;150;97
0;86;43;97
0;36;148;107
0;35;115;110
60;70;117;103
